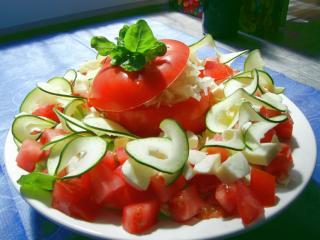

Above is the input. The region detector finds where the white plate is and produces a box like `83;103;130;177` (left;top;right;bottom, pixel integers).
4;96;317;240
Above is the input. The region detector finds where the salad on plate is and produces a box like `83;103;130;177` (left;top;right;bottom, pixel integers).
11;20;294;234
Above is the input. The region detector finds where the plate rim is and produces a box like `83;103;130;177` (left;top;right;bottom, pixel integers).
4;95;317;240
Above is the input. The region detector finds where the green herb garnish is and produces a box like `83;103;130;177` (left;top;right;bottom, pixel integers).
91;19;167;72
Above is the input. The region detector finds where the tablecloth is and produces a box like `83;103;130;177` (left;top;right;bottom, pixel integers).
0;16;319;240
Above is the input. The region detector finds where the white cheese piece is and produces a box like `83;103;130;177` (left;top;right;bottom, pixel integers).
193;154;220;174
243;142;281;166
215;152;250;183
183;163;196;181
188;149;207;165
121;158;155;190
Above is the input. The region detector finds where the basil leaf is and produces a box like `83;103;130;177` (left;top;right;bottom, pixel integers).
121;52;146;72
91;36;116;56
17;172;56;191
109;47;130;65
144;41;167;62
124;19;157;53
20;184;52;204
117;25;130;46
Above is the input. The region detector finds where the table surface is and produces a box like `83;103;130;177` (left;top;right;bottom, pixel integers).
0;9;320;240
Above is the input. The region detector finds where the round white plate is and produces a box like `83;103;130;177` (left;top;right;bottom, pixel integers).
4;96;317;240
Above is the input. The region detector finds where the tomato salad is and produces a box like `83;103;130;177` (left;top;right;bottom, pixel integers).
12;20;294;234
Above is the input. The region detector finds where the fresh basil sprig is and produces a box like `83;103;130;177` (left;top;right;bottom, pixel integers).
91;20;167;72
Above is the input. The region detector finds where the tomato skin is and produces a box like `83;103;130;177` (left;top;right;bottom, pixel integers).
106;92;211;137
89;39;189;112
235;180;264;225
189;174;221;194
168;186;204;222
202;58;234;84
52;176;100;221
266;143;293;177
32;104;63;122
16;139;47;172
150;175;186;203
39;128;68;145
122;200;160;234
250;168;276;206
215;183;237;214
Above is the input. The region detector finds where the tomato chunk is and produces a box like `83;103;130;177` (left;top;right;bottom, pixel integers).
189;174;221;194
16;139;47;172
203;58;234;84
274;117;294;141
39;128;68;145
215;183;237;214
52;175;99;221
235;180;264;225
32;104;63;122
250;168;276;206
115;147;129;165
168;186;203;222
122;200;160;234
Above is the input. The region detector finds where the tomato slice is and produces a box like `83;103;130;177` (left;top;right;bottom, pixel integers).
235;180;264;225
52;176;100;221
16;139;47;172
250;167;276;206
122;200;160;234
32;104;63;122
215;183;237;214
202;58;234;84
89;39;189;112
168;186;204;222
106;92;211;137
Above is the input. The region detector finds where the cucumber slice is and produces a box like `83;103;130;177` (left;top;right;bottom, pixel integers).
64;99;88;120
47;133;81;175
257;70;285;94
189;34;216;64
224;70;258;97
122;158;156;190
64;69;77;86
203;129;245;151
42;132;85;151
58;136;107;179
19;88;57;113
206;88;287;133
12;115;57;143
239;102;288;127
232;71;253;80
54;109;92;133
261;92;287;112
245;121;278;150
83;116;137;138
218;50;249;65
37;78;79;99
244;49;265;71
126;119;189;174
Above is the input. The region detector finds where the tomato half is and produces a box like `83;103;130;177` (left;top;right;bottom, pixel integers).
106;92;211;137
88;39;189;112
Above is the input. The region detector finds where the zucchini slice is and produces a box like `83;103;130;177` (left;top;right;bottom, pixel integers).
64;98;88;120
58;136;107;179
54;109;92;133
12;115;57;143
257;70;285;94
219;50;249;65
189;34;217;64
126;119;189;174
244;49;265;72
64;69;77;86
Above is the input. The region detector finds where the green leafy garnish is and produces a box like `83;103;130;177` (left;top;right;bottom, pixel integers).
17;172;56;202
91;19;167;72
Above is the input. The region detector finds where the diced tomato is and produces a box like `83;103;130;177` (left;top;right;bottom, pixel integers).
259;106;281;118
266;143;293;177
260;128;276;143
168;186;204;222
52;175;99;221
274;117;294;141
197;204;224;219
215;183;237;214
203;58;234;84
39;128;68;145
101;151;118;170
250;167;276;206
150;175;186;203
16;139;47;172
122;200;160;234
115;147;129;165
88;160;126;205
189;174;221;194
32;104;63;122
235;180;264;225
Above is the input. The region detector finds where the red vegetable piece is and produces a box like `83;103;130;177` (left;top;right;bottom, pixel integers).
32;104;63;122
215;183;237;214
